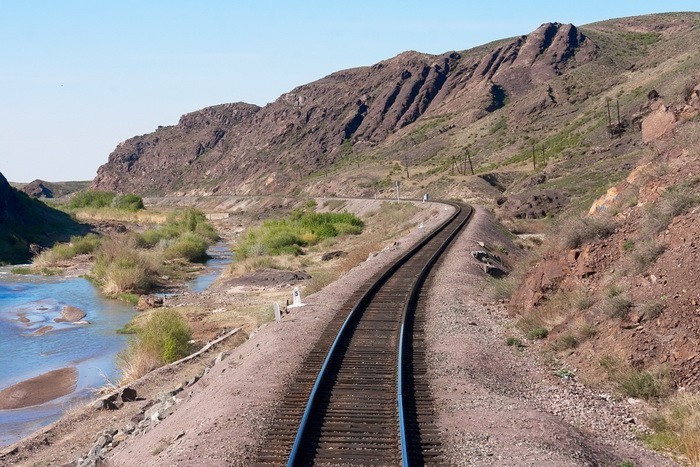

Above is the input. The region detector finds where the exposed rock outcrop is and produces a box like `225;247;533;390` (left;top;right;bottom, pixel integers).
92;23;595;196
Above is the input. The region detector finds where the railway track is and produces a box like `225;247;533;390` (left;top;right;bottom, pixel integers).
256;202;473;466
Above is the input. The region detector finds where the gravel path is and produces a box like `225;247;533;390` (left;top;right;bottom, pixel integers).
425;206;676;466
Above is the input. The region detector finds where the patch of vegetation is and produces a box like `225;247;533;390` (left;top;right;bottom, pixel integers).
32;233;102;268
645;392;700;465
67;190;145;212
118;309;193;383
623;31;661;47
90;209;218;297
645;186;700;234
489;116;507;135
487;275;518;300
559;214;618;249
10;266;32;275
527;326;549;340
600;356;671;400
112;193;145;212
505;336;523;348
628;240;665;275
641;300;665;320
92;234;161;295
116;292;140;306
600;294;632;319
551;332;578;351
235;210;363;260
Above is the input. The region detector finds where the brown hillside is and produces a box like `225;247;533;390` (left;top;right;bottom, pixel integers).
92;21;597;196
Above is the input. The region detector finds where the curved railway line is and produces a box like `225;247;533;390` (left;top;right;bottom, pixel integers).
256;202;473;466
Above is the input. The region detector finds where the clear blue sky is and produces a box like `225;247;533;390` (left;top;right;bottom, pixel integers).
1;1;697;182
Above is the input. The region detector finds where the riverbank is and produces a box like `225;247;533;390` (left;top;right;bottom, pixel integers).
0;198;441;465
0;368;77;411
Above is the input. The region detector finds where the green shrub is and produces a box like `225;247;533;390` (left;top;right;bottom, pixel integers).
10;266;33;275
137;309;192;363
91;234;160;295
334;222;363;235
552;332;578;351
68;190;116;209
505;336;523;348
235;210;363;259
630;240;665;274
527;327;549;340
112;193;144;211
642;300;665;320
645;392;700;464
165;232;209;262
600;356;671;400
601;295;632;319
138;229;164;248
70;233;101;255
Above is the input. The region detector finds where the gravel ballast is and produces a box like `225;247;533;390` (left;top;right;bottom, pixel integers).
424;206;675;466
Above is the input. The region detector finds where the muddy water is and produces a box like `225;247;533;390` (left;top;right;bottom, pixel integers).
0;269;136;447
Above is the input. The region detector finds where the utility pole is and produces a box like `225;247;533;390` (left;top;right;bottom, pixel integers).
616;99;622;138
466;149;474;175
606;98;613;139
541;145;546;166
532;143;536;171
403;155;410;179
395;180;400;202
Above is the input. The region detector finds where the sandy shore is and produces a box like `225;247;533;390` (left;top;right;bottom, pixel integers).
0;367;78;410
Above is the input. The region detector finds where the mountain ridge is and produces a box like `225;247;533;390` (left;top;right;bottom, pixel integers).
92;20;597;196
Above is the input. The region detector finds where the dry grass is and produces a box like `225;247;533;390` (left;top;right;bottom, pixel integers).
117;344;161;385
71;207;168;224
225;254;303;278
647;392;700;465
559;213;618;249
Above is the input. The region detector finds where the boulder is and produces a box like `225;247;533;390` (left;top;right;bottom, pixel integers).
137;295;164;311
120;387;137;403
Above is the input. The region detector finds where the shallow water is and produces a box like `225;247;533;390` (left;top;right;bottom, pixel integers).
0;269;136;447
186;242;233;292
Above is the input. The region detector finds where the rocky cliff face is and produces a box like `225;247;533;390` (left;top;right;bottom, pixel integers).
92;22;596;196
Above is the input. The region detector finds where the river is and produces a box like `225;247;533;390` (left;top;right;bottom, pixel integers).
0;271;136;447
0;242;233;447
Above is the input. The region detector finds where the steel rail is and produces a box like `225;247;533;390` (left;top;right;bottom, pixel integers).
397;204;472;465
283;201;469;466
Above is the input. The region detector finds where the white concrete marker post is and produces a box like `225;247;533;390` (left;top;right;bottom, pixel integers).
274;302;281;322
287;287;306;309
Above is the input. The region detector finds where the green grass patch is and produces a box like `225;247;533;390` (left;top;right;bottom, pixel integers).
527;327;549;340
68;190;145;212
116;292;140;305
236;210;363;260
10;266;33;275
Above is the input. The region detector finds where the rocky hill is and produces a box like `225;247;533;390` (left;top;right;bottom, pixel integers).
16;179;90;199
0;172;84;263
508;62;700;392
93;20;601;196
92;13;700;207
